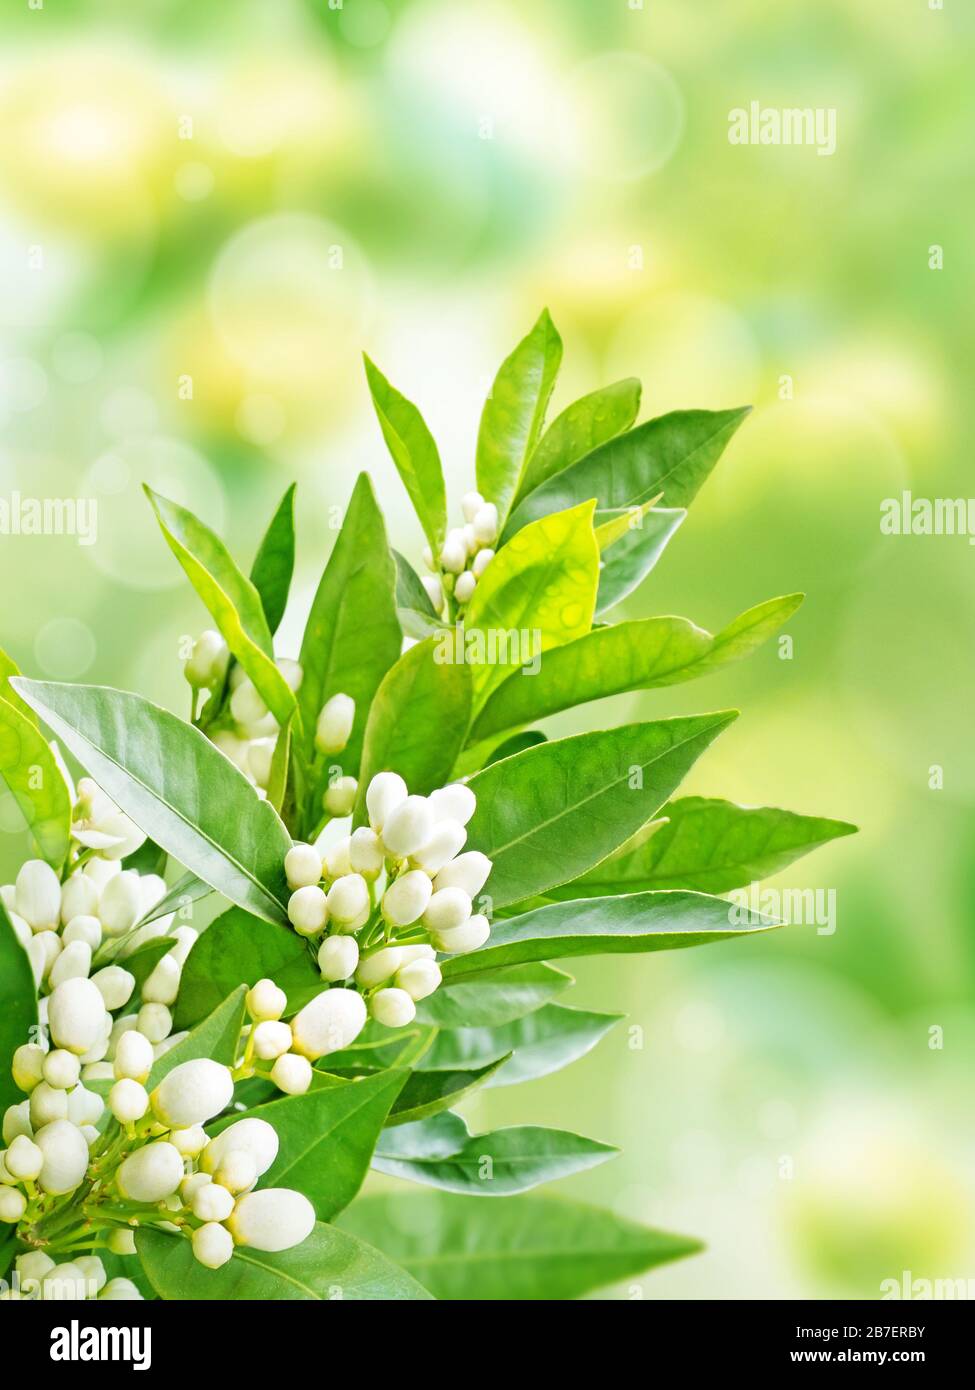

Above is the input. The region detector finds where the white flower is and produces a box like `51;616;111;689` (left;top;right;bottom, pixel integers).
33;1119;89;1194
247;739;275;789
287;885;328;936
212;730;251;772
168;926;198;966
2;1100;32;1145
106;1229;136;1256
462;489;485;523
137;1003;173;1044
317;936;359;982
412;819;467;873
75;1254;107;1295
192;1222;234;1269
365;771;408;832
323;836;353;878
15;860;61;931
431;913;491;954
150;1059;234;1129
290;988;367;1060
98;1277;143;1301
170;1125;208;1158
0;1187;26;1223
42;1050;81;1091
49;941;92;990
92;812;146;862
5;1134;43;1181
109;1079;149;1124
98;872;144;936
191;1181;235;1222
472;502;499;544
381;869;432;927
184;630;230;689
349;826;384;878
229;678;269;730
422;886;472;935
48;978;108;1056
433;850;492;898
454;570;476;604
325;873;369;926
202;1117;279;1180
323;775;357;818
66;1083;104;1127
6;911;31;949
439;528;468;574
472;547;495;578
284;844;323;891
118;1140;184;1203
252;1020;292;1059
381;795;433;858
12;1043;46;1094
276;658;303;693
269;1053;312;1095
142;955;181;1007
62;915;102;952
315;693;356;755
245;978;287;1023
355;946;405;988
429;782;477;827
396;958;442;1002
421;575;444;613
90;965;136;1012
60;873;99;925
214;1149;257;1193
370;988;416;1028
227;1189;315;1252
30;1082;68;1128
27;933;60;987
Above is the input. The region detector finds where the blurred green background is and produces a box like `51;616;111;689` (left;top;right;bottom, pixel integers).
1;0;972;1299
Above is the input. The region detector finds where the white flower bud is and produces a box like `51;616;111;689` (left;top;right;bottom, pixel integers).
421;543;435;571
12;1044;46;1093
315;693;356;755
193;1222;234;1269
91;965;136;1012
60;873;99;924
472;502;499;544
62;915;102;952
2;1101;32;1145
317;935;358;982
42;1050;81;1091
137;1003;173;1044
16;1251;55;1283
95;812;147;862
184;629;230;689
284;844;323;890
365;771;408;832
109;1079;149;1124
76;1255;107;1295
412;820;467;873
170;1125;207;1158
48;978;108;1056
81;1062;115;1084
230;679;269;729
201;1116;279;1181
349;827;384;879
99;1277;143;1301
6;911;31;949
0;1187;26;1223
355;947;405;989
247;739;275;789
118;1140;184;1203
150;1059;234;1129
325;873;369;926
461;489;485;523
26;932;60;987
49;940;92;989
323;775;357;818
422;886;472;935
33;1118;90;1194
142;955;181;1006
30;1082;69;1127
270;1053;312;1095
252;1020;292;1059
395;958;442;1002
215;1149;257;1193
323;836;352;879
454;570;476;604
66;1083;104;1127
227;1189;315;1252
192;1180;235;1222
472;546;495;578
380;870;431;928
5;1134;43;1181
213;730;251;771
421;575;443;613
288;885;328;936
97;871;144;937
370;988;416;1028
381;795;433;858
291;988;367;1060
276;658;303;692
432;913;491;954
245;978;287;1023
440;529;468;574
168;926;198;966
462;523;477;555
180;1171;211;1202
15;860;61;930
429;782;477;827
107;1228;137;1256
432;850;492;898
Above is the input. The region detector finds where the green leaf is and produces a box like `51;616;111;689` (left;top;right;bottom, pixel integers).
417;1003;621;1087
363;355;447;553
338;1193;700;1299
476;309;563;527
148;985;247;1086
138;1221;431;1301
0;695;72;869
441;890;777;978
504;406;750;540
516;377;642;505
135;870;211;929
250;483;296;635
671;592;805;678
144;486;296;726
464;500;599;709
466;714;737;907
13;680;292;926
353;637;472;824
560;795;858;896
373;1113;616;1196
393;549;446;640
297;474;401;811
416;962;571;1028
481;730;547;766
174;908;321;1030
0;901;38;1113
595;507;686;615
385;1055;511;1126
0;644;37;725
212;1070;406;1220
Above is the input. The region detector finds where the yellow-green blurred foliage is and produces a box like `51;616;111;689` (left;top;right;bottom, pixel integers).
1;0;972;1298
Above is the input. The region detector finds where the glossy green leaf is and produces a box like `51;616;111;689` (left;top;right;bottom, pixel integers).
0;901;38;1113
385;1055;511;1126
138;1221;431;1301
13;680;292;926
373;1113;616;1195
466;713;737;907
148;985;247;1086
504;406;750;540
441;890;777;978
476;309;563;526
250;483;296;635
174;908;320;1030
561;795;858;896
213;1070;406;1220
0;694;72;869
364;355;447;552
481;729;547;766
0;644;36;725
670;592;805;678
393;549;446;640
464;500;599;708
516;377;642;504
338;1193;700;1299
595;507;686;615
145;486;295;726
353;637;472;824
418;1003;621;1087
416;962;571;1028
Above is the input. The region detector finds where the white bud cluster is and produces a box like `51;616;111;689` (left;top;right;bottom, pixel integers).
206;656;304;797
422;490;497;613
2;1251;141;1301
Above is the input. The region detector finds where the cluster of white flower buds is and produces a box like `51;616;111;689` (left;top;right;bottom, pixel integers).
3;1251;142;1301
422;490;498;613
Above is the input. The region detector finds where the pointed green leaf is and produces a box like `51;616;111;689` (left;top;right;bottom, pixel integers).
250;483;296;635
418;1003;622;1086
595;506;686;615
363;355;447;552
385;1055;511;1126
415;961;572;1028
148;985;247;1086
516;377;641;504
0;644;36;725
0;695;72;869
0;901;38;1113
393;549;446;640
